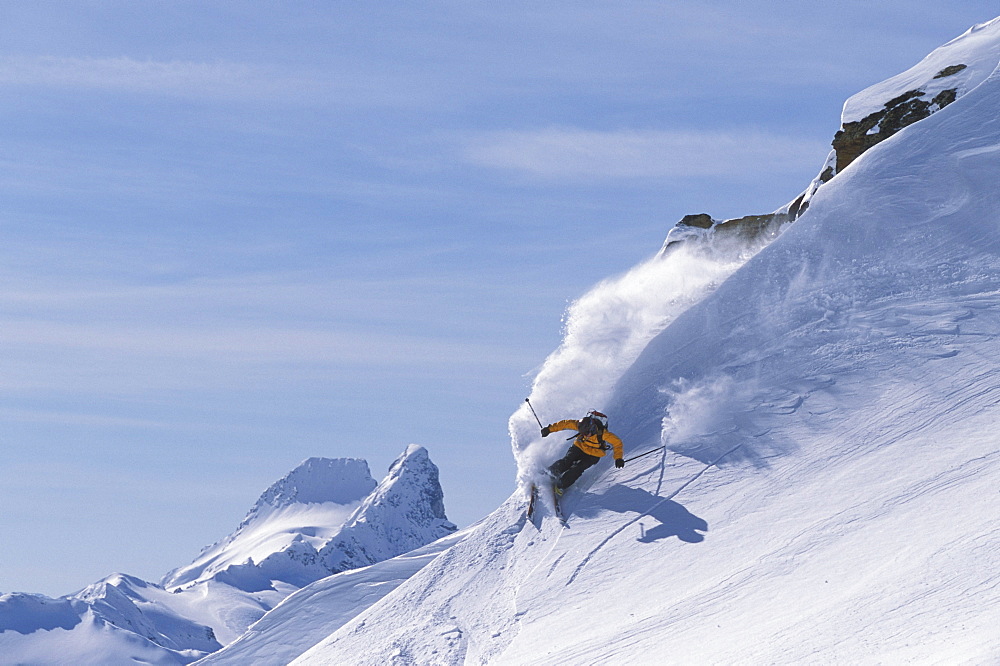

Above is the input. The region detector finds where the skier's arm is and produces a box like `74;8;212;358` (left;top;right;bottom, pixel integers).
546;419;580;434
605;431;624;460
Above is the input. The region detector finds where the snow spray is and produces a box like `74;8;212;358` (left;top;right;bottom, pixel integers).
511;233;769;485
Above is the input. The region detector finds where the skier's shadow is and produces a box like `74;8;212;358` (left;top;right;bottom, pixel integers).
573;485;708;544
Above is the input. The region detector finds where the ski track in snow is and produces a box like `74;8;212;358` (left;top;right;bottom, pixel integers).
566;441;745;586
511;515;566;631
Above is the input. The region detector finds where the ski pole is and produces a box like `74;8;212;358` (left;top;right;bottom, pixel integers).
624;445;666;463
524;398;544;429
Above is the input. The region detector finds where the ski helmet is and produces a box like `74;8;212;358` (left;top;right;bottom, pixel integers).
579;410;608;436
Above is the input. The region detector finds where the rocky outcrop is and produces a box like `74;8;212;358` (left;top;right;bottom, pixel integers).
665;63;969;250
677;213;713;229
831;83;959;173
933;63;968;79
713;213;790;241
664;211;791;250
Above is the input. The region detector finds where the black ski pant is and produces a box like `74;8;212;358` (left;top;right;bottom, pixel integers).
549;445;601;490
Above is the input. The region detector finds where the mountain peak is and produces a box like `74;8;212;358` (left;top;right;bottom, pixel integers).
250;457;377;516
161;447;454;597
162;457;377;590
320;444;457;573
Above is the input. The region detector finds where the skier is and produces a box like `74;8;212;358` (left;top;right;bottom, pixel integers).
541;410;624;494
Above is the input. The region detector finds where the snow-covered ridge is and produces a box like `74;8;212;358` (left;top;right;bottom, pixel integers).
198;528;470;665
843;16;1000;122
795;15;1000;213
319;444;457;573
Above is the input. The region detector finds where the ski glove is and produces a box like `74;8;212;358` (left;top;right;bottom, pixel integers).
615;458;625;468
540;427;551;437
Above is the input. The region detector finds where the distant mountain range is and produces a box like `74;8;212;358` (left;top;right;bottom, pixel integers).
0;444;455;664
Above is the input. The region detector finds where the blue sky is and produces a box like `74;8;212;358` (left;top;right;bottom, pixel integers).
2;2;997;596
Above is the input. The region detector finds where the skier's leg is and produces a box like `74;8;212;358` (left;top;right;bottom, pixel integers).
548;448;575;480
556;449;600;490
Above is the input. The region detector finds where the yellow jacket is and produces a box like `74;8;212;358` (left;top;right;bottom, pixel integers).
547;419;624;459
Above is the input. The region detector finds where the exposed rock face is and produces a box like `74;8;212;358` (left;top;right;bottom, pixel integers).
713;213;790;241
934;63;968;79
678;213;714;229
831;85;959;173
667;212;790;250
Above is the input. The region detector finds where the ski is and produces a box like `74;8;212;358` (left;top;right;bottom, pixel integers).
552;488;569;528
525;482;568;528
526;483;539;521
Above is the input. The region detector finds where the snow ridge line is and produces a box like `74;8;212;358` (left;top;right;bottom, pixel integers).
566;443;746;586
512;508;568;615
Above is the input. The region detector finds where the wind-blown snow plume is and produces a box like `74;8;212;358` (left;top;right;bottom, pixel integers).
509;232;775;486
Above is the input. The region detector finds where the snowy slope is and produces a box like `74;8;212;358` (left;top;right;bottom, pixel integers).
289;19;1000;664
0;587;209;665
0;446;456;665
198;529;469;665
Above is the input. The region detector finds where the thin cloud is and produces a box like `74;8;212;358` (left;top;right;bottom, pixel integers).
0;54;441;107
0;407;172;430
0;319;521;367
464;127;829;181
0;55;296;99
0;272;541;395
0;318;536;401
